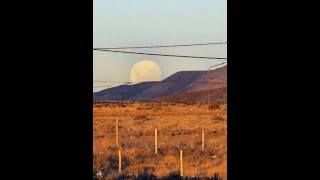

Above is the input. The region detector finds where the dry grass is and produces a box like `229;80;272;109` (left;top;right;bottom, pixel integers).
93;102;227;179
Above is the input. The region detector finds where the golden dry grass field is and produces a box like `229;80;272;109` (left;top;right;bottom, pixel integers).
93;102;227;179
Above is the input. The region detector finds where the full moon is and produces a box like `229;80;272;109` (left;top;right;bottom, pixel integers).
130;60;162;84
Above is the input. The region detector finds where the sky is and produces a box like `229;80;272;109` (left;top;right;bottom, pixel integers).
93;0;227;92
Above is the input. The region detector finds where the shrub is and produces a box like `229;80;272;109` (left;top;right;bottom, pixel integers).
212;114;225;121
136;167;156;180
118;173;136;180
133;115;149;121
105;172;118;180
107;156;118;170
209;104;220;110
212;173;223;180
164;171;182;180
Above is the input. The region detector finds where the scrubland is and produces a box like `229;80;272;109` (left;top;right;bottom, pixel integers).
93;102;227;179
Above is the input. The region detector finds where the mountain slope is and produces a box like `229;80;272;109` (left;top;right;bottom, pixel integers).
93;65;227;102
152;86;227;103
93;82;157;101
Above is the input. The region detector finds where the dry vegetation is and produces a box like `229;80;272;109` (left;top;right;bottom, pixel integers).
93;102;227;179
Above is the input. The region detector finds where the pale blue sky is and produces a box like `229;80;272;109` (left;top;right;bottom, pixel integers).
93;0;227;92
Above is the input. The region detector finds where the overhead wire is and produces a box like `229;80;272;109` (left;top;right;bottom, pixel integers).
93;49;227;60
93;42;227;60
93;42;227;50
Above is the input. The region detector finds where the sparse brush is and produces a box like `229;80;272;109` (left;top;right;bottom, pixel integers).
118;173;136;180
133;115;149;121
212;114;225;121
212;173;223;180
165;171;182;180
209;104;220;110
136;167;157;180
105;173;119;180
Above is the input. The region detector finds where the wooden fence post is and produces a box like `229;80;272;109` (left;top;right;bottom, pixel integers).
202;130;205;151
116;118;119;147
180;150;183;176
155;129;158;154
118;150;121;173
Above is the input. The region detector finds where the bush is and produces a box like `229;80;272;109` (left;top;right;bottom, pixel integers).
118;173;136;180
212;173;223;180
164;171;182;180
105;172;118;180
133;115;149;121
212;114;225;121
209;104;220;110
183;173;223;180
136;167;156;180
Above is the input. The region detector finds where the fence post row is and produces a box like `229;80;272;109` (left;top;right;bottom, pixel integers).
109;118;218;177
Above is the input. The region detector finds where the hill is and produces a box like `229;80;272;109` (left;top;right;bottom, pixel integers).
153;86;227;104
93;65;226;102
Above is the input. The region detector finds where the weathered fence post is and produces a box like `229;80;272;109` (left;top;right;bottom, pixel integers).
202;130;205;151
155;129;158;154
118;150;121;173
180;150;183;176
116;118;119;147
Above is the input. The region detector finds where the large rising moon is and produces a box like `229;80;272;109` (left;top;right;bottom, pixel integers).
130;60;162;84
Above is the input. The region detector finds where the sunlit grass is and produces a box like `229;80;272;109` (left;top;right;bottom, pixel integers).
93;102;227;179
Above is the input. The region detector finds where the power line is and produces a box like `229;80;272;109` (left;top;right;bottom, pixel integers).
93;81;131;84
199;78;227;80
162;81;227;84
94;65;227;85
93;42;227;50
93;49;227;60
94;63;226;85
93;85;111;88
93;81;226;85
93;81;226;91
93;82;225;90
195;82;226;84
